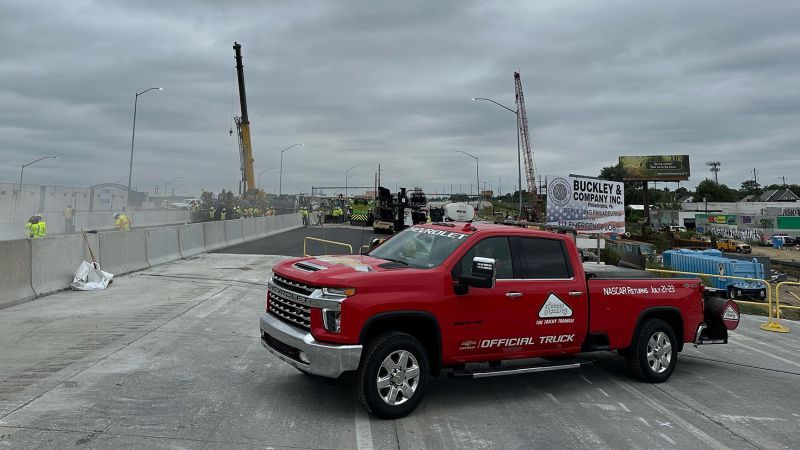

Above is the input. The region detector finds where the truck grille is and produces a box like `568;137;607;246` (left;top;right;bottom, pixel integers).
268;275;312;330
273;275;316;295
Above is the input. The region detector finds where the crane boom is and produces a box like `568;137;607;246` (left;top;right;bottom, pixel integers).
514;71;536;197
233;42;255;192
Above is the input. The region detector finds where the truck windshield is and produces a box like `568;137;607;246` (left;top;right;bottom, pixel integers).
368;226;470;269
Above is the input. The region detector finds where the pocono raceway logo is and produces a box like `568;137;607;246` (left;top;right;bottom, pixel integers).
536;293;575;325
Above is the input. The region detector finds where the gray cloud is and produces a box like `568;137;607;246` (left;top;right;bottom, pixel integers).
1;0;798;197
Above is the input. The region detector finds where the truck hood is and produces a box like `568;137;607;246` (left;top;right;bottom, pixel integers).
274;254;416;286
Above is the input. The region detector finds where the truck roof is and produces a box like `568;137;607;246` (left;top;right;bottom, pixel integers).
421;221;568;239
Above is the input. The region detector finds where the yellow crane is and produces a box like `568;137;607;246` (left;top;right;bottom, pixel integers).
233;42;256;195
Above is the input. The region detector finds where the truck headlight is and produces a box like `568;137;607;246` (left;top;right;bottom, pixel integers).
322;309;341;333
322;287;356;298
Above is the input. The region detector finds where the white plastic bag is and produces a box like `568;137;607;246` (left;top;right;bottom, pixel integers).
70;261;114;291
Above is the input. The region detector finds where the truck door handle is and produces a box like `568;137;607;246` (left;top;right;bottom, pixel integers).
568;291;584;297
506;292;523;299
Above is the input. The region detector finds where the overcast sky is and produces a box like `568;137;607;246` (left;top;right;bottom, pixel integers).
1;0;798;197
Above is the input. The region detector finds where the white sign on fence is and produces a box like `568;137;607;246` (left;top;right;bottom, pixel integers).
546;175;625;234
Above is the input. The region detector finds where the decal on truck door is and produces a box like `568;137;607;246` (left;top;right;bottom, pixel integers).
538;293;573;318
536;293;575;325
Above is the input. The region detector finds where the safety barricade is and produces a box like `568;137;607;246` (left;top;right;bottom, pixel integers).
31;233;98;297
773;281;800;333
203;221;226;251
0;239;35;308
303;237;353;257
645;268;781;332
146;226;181;266
178;223;206;257
98;229;149;275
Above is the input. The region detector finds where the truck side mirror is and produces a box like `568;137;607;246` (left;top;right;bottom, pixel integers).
458;257;496;291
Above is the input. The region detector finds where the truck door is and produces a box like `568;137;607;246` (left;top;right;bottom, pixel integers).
445;236;536;361
508;236;587;355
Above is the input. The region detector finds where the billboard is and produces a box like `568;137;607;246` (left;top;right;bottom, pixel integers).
619;155;690;181
546;175;625;234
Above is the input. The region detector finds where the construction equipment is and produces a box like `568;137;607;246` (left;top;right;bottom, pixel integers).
514;71;543;221
233;42;256;196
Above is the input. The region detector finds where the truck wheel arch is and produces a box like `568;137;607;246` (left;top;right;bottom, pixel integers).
359;311;442;376
627;307;684;352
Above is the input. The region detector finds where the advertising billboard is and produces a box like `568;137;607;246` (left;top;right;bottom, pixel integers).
546;175;625;234
619;155;690;181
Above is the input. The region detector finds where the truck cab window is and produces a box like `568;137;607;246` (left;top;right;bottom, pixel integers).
516;238;572;279
452;237;513;280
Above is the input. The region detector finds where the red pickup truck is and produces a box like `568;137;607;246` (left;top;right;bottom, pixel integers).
260;222;739;418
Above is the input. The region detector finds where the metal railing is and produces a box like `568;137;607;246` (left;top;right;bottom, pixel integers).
302;236;353;257
773;281;800;333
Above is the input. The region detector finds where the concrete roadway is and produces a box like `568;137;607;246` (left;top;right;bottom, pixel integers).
1;227;799;449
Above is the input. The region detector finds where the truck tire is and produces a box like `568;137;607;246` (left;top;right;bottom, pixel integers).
355;331;429;419
627;319;678;383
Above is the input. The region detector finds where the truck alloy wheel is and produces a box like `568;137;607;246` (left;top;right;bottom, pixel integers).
376;350;420;406
627;319;678;383
356;332;429;419
646;332;672;374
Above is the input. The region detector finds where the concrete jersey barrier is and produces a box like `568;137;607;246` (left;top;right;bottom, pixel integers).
242;218;258;241
98;230;149;275
0;213;301;309
30;233;99;297
178;223;206;257
203;221;226;251
146;226;181;266
225;220;244;246
0;239;35;308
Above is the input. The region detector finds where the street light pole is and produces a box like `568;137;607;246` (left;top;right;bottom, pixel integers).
278;143;304;196
455;150;480;209
127;87;162;208
472;97;523;218
258;168;275;190
14;155;59;219
345;164;360;198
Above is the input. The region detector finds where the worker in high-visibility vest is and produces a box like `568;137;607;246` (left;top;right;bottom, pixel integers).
301;207;309;227
209;207;216;221
25;216;37;239
114;212;131;231
220;209;227;221
35;214;47;238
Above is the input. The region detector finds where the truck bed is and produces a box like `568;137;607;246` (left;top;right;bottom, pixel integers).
582;262;654;279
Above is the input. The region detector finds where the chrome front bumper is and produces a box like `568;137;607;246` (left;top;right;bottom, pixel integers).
259;313;362;378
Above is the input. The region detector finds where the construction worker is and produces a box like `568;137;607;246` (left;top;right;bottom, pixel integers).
114;212;131;231
209;207;216;221
220;208;227;221
301;207;309;227
35;214;47;238
63;205;75;234
25;216;37;239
